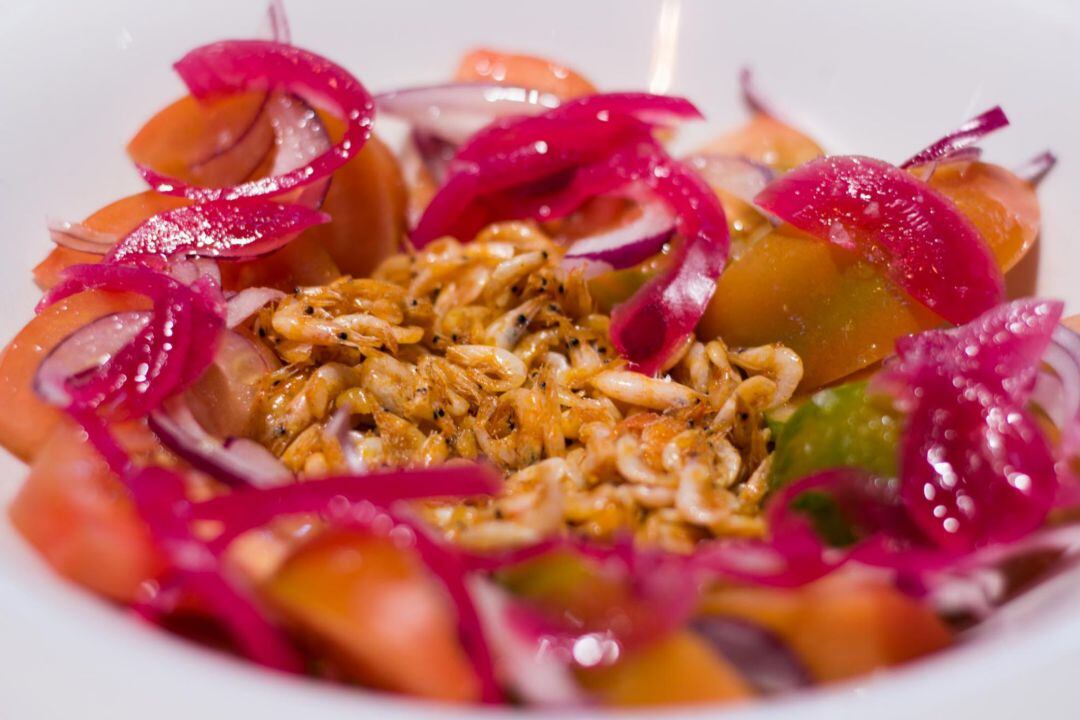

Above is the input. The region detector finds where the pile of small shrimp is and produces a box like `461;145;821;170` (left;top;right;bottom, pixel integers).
249;222;803;553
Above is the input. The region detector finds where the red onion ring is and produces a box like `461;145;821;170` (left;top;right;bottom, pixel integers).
225;286;285;328
38;263;225;419
149;395;292;489
690;616;812;695
562;197;675;275
137;40;374;202
900;106;1009;169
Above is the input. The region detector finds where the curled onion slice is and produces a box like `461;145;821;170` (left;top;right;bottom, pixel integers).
878;299;1063;550
149;396;291;489
137;40;374;202
755;155;1004;324
376;82;561;144
105;199;328;264
1015;150;1057;186
225;286;285;328
562;197;675;274
37;264;225;418
47;220;118;255
900;106;1009;169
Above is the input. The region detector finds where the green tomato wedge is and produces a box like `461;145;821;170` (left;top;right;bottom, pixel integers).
770;380;902;489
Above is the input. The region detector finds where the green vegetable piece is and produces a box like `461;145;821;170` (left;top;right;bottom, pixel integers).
770;380;901;489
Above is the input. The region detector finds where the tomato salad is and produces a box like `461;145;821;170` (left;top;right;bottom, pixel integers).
1;3;1074;709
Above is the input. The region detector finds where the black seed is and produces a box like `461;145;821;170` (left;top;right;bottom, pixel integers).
411;299;418;306
541;278;548;287
569;338;580;347
338;332;348;340
598;347;607;354
539;381;547;389
451;333;459;342
558;283;565;294
541;251;549;260
436;408;446;418
493;508;504;519
304;306;314;315
507;420;516;430
257;328;267;338
548;304;558;312
516;314;527;325
272;380;281;387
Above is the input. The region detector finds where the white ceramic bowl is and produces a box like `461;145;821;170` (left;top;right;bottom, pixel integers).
2;0;1079;717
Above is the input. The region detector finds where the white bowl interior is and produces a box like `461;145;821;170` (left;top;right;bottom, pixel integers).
1;0;1079;718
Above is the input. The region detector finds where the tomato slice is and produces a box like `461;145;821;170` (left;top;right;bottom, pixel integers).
0;290;146;461
33;192;189;290
9;419;165;602
262;530;480;701
455;48;596;100
576;631;753;706
700;161;1039;390
700;577;952;683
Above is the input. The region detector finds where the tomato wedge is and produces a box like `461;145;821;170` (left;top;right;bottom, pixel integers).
9;419;165;602
262;530;480;701
700;161;1039;390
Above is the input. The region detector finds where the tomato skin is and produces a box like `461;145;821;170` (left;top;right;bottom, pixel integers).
455;48;596;100
262;530;480;702
9;420;165;602
0;290;145;461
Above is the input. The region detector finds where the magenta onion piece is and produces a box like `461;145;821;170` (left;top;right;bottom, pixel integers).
376;82;561;145
47;220;118;255
225;286;285;328
562;198;675;274
149;396;292;489
137;40;374;202
691;616;812;695
685;153;775;206
190;464;501;540
755;155;1004;324
606;147;730;375
900;106;1009;169
38;264;226;419
1014;150;1057;186
105;199;327;264
131;465;302;672
877;299;1063;550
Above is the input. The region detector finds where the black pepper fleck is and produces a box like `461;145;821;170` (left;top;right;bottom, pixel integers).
337;332;348;340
